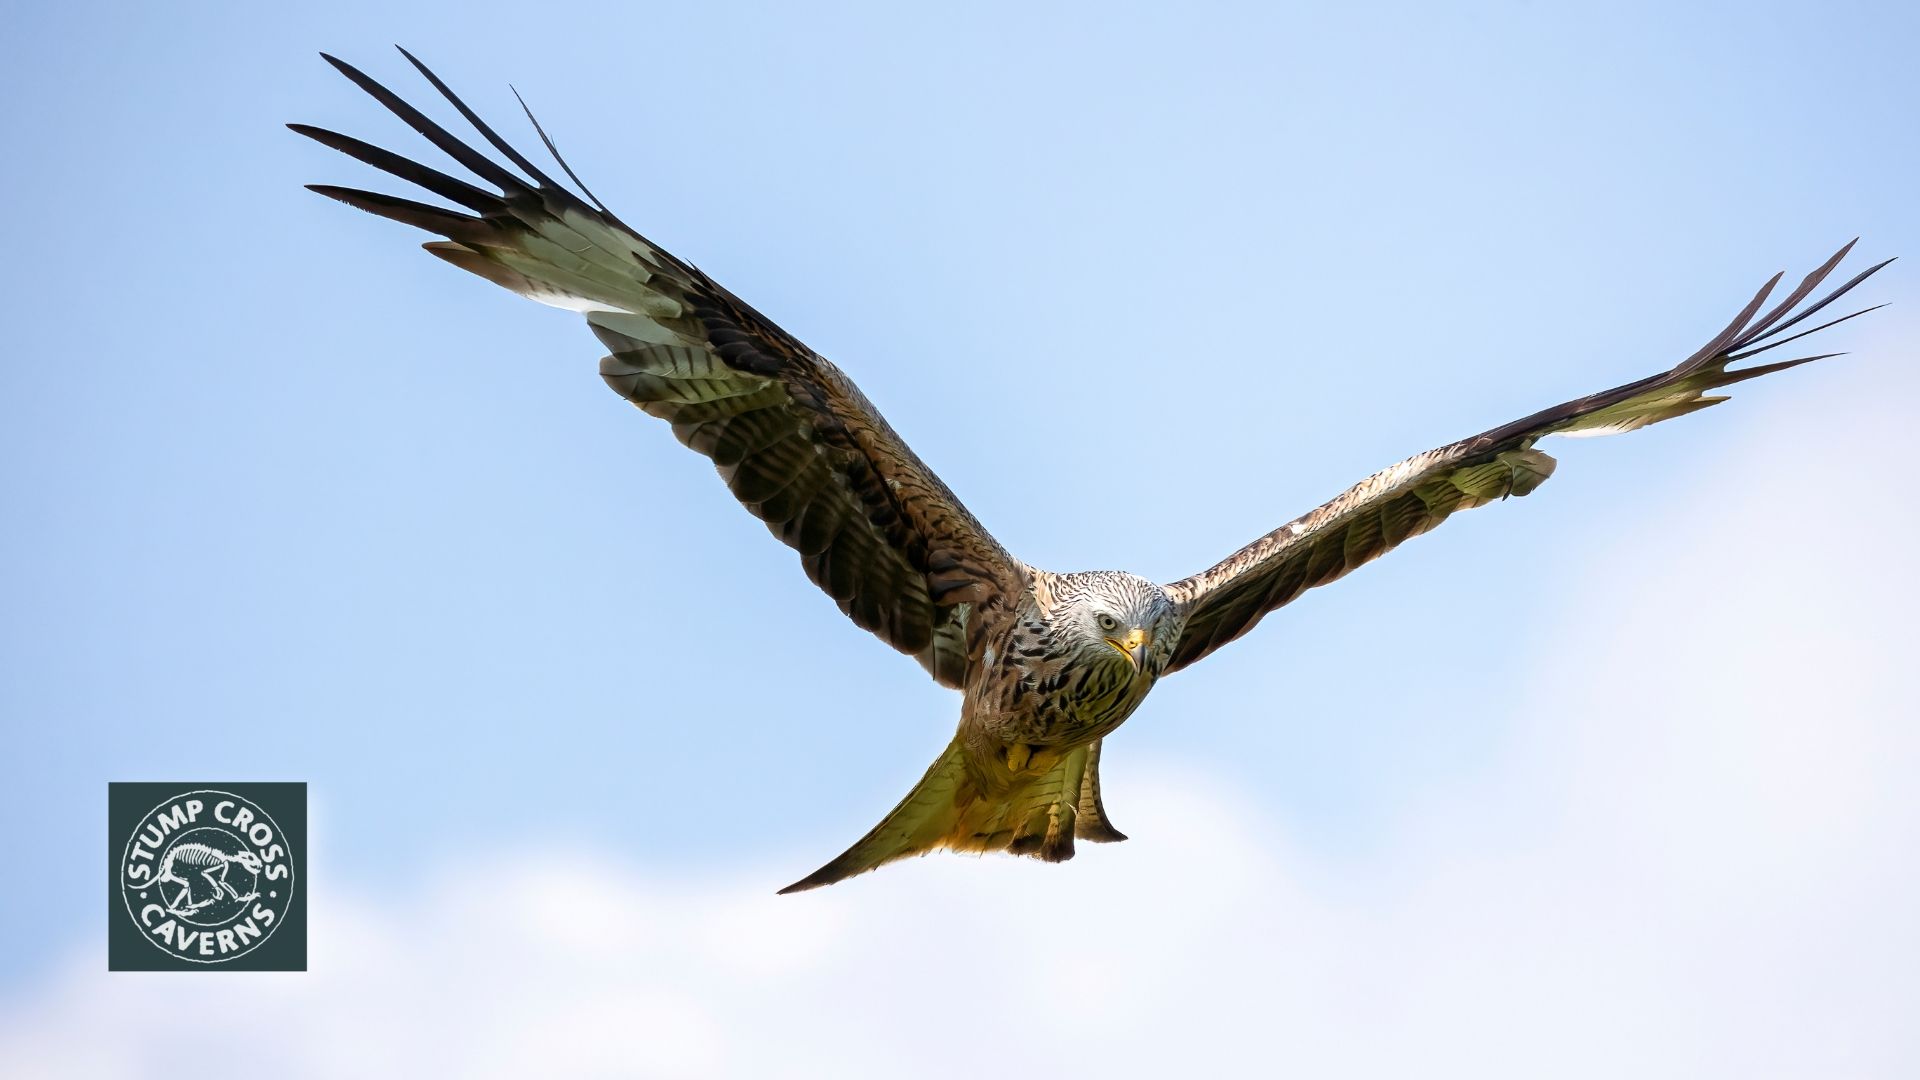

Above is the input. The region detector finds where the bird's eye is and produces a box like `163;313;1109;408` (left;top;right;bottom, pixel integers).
1096;613;1119;632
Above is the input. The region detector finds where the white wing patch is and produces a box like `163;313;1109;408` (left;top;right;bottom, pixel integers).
520;286;634;316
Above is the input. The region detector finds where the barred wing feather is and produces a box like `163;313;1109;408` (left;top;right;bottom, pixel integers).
294;50;1023;688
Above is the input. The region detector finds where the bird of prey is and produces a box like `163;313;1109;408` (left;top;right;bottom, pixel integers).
297;50;1890;893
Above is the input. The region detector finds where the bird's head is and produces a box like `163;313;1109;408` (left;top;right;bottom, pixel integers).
1053;570;1177;676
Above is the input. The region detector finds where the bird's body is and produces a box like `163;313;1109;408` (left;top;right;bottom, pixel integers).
971;571;1177;751
299;50;1890;893
779;569;1180;892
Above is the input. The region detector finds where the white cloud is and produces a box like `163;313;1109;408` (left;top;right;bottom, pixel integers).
5;340;1916;1079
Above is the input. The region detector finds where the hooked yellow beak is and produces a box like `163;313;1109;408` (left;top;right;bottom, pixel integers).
1104;627;1149;672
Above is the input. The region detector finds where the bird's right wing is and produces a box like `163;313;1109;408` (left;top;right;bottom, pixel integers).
1163;243;1890;673
295;51;1026;687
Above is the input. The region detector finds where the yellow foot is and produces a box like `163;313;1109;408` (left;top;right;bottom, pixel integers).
1004;742;1032;773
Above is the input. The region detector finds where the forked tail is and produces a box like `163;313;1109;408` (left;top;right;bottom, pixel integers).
779;737;1126;894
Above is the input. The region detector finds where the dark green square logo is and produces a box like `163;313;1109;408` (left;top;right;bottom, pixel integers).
108;782;307;971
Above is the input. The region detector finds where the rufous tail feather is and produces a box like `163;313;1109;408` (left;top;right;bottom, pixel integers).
778;737;1126;893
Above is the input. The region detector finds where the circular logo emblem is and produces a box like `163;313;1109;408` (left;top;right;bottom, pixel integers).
118;789;296;964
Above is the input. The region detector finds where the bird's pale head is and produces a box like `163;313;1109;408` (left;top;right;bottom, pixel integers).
1052;570;1178;675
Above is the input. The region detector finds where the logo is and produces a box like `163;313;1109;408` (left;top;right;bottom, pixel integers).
109;783;306;971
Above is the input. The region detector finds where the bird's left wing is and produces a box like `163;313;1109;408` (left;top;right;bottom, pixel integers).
294;51;1025;687
1163;244;1890;673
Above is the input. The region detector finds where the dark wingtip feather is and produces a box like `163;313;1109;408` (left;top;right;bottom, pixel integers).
393;45;564;193
504;84;695;275
317;49;530;194
289;123;498;213
306;183;481;236
1729;302;1889;361
1734;252;1895;355
510;85;613;216
1679;270;1782;372
1717;351;1844;387
1733;243;1856;346
309;50;678;269
319;51;367;83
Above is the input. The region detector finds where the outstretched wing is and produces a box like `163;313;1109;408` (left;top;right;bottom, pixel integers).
295;51;1024;687
1164;244;1891;673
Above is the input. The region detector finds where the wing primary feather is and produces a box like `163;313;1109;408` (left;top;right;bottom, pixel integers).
393;46;563;193
506;84;690;278
1678;270;1781;372
318;52;530;194
1732;257;1897;353
287;123;496;212
1732;239;1855;346
305;184;481;235
510;85;615;218
1714;352;1838;386
1727;303;1887;361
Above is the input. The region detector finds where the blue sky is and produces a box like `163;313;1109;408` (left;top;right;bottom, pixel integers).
3;2;1916;1074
